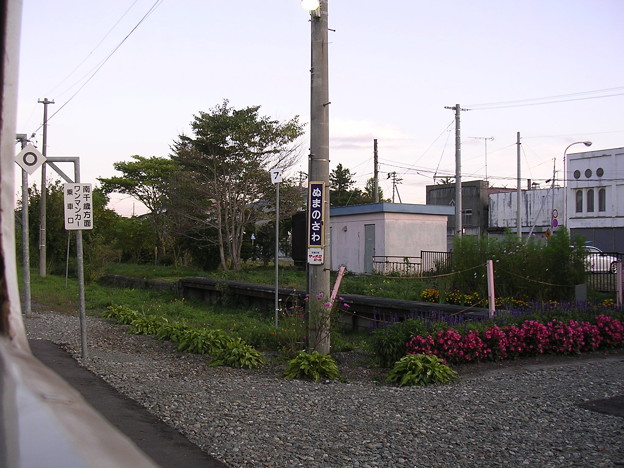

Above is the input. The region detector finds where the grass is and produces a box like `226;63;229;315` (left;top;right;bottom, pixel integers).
100;261;431;300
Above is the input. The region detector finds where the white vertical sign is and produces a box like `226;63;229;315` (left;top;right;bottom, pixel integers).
64;183;94;230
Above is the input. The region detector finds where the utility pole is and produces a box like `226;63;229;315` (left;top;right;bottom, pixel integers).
38;97;54;277
305;0;330;355
387;171;402;203
516;131;522;240
373;139;379;202
16;134;32;316
470;136;494;182
445;104;468;236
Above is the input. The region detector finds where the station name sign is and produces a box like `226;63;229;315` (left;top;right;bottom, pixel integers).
307;181;325;265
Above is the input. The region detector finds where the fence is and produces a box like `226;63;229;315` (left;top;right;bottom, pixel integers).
372;251;453;276
585;250;623;292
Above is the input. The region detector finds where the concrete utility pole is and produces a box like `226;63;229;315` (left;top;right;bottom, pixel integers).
516;131;522;240
38;97;54;277
306;0;331;355
445;104;467;236
373;139;379;202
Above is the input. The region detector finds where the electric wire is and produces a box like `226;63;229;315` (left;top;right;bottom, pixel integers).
467;86;624;110
31;0;165;136
44;0;142;99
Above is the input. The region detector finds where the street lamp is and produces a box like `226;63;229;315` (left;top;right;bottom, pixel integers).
302;0;330;354
563;140;592;230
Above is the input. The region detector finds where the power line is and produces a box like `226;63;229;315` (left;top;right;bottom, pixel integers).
31;0;165;135
45;0;142;99
467;86;624;110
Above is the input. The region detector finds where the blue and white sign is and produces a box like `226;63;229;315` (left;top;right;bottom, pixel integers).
308;181;325;264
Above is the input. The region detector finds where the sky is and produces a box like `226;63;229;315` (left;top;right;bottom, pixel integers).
15;0;624;216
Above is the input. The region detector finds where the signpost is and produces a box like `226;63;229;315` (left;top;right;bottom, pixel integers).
15;143;46;174
271;168;283;327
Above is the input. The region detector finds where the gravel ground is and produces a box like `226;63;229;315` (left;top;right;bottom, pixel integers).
24;308;624;468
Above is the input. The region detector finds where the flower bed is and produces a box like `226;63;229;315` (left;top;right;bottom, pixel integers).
405;314;624;364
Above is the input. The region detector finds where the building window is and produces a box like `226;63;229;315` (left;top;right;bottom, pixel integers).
598;188;606;212
596;167;604;177
463;208;473;226
574;170;581;179
575;190;583;213
587;189;594;212
585;169;592;178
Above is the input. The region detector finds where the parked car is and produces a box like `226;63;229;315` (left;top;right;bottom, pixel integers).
583;246;620;274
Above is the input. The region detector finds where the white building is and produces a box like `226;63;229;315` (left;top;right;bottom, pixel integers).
567;147;624;251
330;203;453;273
489;186;564;239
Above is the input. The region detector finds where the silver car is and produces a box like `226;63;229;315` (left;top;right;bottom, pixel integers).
583;246;620;274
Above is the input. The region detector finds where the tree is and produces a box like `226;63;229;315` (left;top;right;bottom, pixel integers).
16;181;123;279
436;176;455;185
362;177;389;203
168;100;304;271
330;163;364;206
98;155;177;264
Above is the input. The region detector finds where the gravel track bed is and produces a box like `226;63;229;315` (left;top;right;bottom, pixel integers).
25;310;624;468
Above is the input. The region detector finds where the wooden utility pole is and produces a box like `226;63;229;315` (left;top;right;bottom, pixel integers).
373;139;379;202
38;97;54;277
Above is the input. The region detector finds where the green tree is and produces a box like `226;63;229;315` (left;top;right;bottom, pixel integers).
98;155;177;264
362;177;389;203
330;163;365;206
168;100;304;271
16;181;123;279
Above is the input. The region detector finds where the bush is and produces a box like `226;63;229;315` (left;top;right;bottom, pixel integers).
101;305;141;325
404;316;624;365
284;351;341;382
211;338;264;369
386;354;459;387
175;328;232;354
371;319;431;367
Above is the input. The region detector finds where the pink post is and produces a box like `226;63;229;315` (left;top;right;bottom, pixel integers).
487;260;495;319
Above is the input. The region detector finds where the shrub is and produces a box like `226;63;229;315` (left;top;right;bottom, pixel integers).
371;319;430;367
101;305;140;325
129;315;169;335
386;354;459;387
284;351;341;382
211;338;264;369
175;328;232;354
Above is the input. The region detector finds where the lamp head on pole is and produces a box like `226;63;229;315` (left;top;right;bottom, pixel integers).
583;141;592;147
301;0;321;16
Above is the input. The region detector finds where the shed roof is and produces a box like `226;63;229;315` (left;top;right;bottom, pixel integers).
330;202;454;217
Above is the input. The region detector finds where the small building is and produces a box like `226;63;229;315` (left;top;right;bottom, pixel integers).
330;203;454;274
489;186;564;239
567;146;624;251
426;180;515;247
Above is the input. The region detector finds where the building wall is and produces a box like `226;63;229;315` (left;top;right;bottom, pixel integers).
568;147;624;251
383;213;448;256
331;212;385;274
330;212;448;273
489;187;564;235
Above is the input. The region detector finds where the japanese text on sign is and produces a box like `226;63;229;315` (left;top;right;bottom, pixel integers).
308;182;325;249
64;183;94;230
